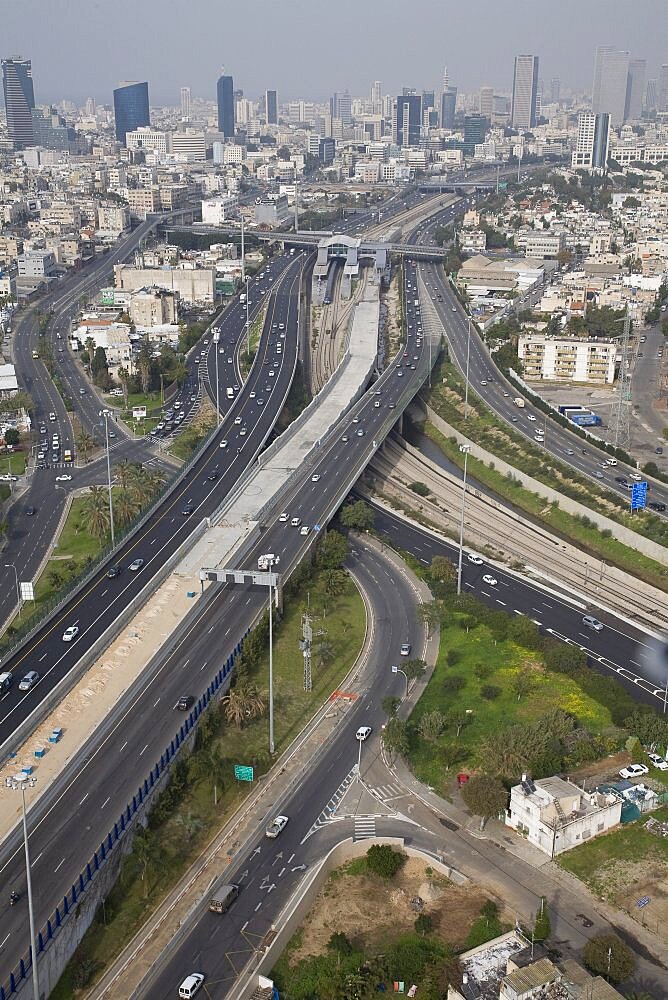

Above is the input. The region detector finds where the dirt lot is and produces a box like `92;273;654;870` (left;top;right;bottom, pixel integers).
565;751;632;787
287;857;501;963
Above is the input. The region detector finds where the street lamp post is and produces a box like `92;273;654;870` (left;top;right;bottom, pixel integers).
464;318;472;420
10;773;40;1000
260;554;277;754
391;663;409;697
456;444;471;595
213;330;221;427
99;410;115;547
245;276;251;359
5;562;21;620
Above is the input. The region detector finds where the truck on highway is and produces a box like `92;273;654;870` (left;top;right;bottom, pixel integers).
258;553;280;571
513;397;525;408
208;883;240;913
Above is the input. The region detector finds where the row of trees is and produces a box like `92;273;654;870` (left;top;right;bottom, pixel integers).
81;461;165;540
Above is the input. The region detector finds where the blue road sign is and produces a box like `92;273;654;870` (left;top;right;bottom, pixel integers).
631;482;648;510
314;524;321;532
637;895;650;909
234;765;254;782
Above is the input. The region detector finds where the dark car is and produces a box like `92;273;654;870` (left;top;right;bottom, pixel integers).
107;564;122;578
25;506;36;516
615;476;628;485
182;505;194;515
649;502;667;512
656;447;664;455
177;695;195;711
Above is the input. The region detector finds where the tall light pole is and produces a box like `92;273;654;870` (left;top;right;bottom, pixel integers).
5;562;21;620
260;554;277;754
456;444;470;595
245;276;251;359
240;215;245;285
10;773;40;1000
464;317;472;420
99;409;115;547
213;329;221;426
391;663;409;697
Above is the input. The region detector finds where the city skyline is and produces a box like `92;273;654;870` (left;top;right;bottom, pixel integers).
2;0;666;106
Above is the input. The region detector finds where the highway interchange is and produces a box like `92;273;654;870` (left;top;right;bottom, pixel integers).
1;177;667;995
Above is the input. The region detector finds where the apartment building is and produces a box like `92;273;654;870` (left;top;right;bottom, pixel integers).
113;263;215;305
516;232;566;259
96;204;130;236
17;249;56;278
126;187;161;217
518;333;617;384
201;194;239;224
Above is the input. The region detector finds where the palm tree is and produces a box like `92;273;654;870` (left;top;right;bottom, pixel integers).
144;469;165;497
75;430;95;463
117;366;130;408
114;489;141;528
223;683;267;729
315;639;335;667
81;485;110;540
114;460;140;491
84;336;96;374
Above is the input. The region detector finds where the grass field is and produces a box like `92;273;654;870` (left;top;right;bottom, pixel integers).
407;616;617;796
1;452;27;477
50;567;366;998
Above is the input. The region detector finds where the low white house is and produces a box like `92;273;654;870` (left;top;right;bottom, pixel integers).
506;775;621;858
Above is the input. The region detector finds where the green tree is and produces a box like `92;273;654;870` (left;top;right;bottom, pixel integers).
316;530;348;570
115;488;141;528
404;658;427;683
131;826;165;897
382;695;401;719
323;569;347;596
117;365;130;407
512;670;534;701
314;639;335;667
416;600;444;638
460;773;508;830
429;555;456;586
327;932;353;957
582;933;635;984
533;897;550;941
418;710;447;742
222;682;267;729
339;500;374;532
381;718;409;762
365;844;406;879
414;913;433;935
624;709;668;747
4;428;19;446
81;485;110;540
447;708;471;738
75;429;95;463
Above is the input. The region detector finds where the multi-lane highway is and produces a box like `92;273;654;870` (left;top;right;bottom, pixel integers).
0;253;307;752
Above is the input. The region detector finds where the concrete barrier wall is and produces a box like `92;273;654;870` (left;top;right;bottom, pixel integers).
425;405;668;566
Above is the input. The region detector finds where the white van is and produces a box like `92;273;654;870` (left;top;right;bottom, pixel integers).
605;458;618;467
226;387;234;399
179;974;204;999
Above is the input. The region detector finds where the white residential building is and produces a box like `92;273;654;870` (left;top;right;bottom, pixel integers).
518;333;617;384
125;128;169;156
571;112;610;173
506;775;621;857
169;130;206;162
201;194;239;225
17;250;56;278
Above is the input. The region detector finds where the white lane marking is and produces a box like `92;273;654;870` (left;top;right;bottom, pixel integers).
101;796;110;809
79;793;88;806
0;933;10;948
54;857;65;873
119;741;128;752
139;744;148;756
153;698;160;707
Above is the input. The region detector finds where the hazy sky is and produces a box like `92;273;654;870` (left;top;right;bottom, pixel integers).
3;0;666;106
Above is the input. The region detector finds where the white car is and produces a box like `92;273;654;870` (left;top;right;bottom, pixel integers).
0;474;18;481
62;626;79;642
480;380;487;386
290;516;301;527
265;815;289;838
482;574;498;586
311;474;320;482
646;752;668;771
219;440;228;449
278;512;289;522
467;554;484;565
234;416;242;425
619;764;649;780
356;726;372;741
527;414;537;422
55;474;72;482
300;525;310;536
629;473;643;482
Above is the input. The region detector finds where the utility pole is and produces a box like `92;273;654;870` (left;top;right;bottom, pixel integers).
456;444;470;594
294;170;299;234
610;310;632;452
99;409;115;546
300;611;325;691
240;215;245;284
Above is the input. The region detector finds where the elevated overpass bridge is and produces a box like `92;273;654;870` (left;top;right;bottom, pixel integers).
165;224;447;261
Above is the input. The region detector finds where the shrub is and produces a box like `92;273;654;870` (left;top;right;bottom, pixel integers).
582;933;635;984
414;913;433;935
442;674;466;693
480;684;502;700
446;649;462;666
365;844;406;879
409;481;431;497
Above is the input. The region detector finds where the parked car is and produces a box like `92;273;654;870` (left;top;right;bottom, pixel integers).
646;752;668;771
619;764;649;779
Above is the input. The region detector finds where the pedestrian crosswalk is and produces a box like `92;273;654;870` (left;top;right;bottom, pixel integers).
369;781;405;804
354;817;376;840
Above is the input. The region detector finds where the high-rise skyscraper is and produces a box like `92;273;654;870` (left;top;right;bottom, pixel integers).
463;115;488;155
659;65;668;113
113;81;150;145
511;55;539;128
592;47;630;126
626;59;646;119
217;74;235;137
371;80;382;104
265;89;278;125
2;56;35;149
180;86;191;118
479;86;494;117
645;78;657;113
440;86;457;129
550;78;561;103
571;112;610;173
393;93;422;146
330;91;351;126
85;96;96;116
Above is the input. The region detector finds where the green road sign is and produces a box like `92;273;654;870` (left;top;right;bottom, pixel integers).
234;765;254;782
